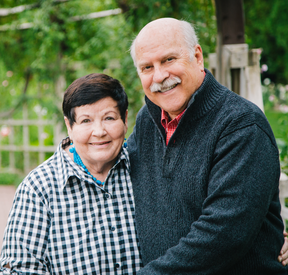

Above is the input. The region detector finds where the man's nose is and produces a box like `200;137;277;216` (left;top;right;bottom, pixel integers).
153;66;169;83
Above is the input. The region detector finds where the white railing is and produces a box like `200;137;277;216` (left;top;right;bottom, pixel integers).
0;104;65;175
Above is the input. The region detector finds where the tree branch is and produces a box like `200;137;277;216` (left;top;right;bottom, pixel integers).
0;8;122;31
0;69;31;118
0;0;69;17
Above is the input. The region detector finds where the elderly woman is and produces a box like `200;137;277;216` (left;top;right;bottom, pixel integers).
0;73;142;274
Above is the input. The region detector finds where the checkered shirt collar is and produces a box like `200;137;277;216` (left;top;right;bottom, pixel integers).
56;138;130;190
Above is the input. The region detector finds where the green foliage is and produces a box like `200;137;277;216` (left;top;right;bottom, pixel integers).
0;0;217;136
263;82;288;174
116;0;216;62
244;0;288;84
0;172;24;186
265;110;288;174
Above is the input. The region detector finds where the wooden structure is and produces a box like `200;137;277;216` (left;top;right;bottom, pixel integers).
209;0;264;110
0;104;65;175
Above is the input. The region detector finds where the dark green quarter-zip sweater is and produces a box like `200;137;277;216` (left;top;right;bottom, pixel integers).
128;69;287;274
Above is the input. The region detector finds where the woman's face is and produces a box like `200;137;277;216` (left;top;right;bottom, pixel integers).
65;97;128;170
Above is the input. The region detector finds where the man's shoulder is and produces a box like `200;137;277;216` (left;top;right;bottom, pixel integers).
221;91;266;122
136;104;149;118
217;92;275;141
134;104;155;127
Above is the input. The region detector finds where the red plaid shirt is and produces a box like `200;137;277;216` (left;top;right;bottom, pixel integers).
161;109;186;145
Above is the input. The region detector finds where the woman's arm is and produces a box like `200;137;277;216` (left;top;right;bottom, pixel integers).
278;231;288;266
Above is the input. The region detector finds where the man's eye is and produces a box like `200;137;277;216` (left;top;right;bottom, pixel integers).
143;65;152;71
166;57;174;62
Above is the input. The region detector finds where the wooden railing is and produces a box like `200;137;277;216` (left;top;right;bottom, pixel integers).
0;104;65;175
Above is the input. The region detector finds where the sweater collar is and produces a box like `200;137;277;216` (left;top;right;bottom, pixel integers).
145;69;226;125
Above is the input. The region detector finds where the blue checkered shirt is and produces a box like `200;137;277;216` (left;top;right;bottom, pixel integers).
0;139;142;274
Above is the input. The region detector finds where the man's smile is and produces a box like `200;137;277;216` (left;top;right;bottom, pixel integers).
157;83;179;93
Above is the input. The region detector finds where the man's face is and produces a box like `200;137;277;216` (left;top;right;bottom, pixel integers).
135;26;205;119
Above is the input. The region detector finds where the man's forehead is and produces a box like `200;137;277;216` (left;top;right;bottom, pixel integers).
136;33;184;56
136;29;183;55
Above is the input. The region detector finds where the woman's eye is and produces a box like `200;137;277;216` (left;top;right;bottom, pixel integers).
81;119;90;123
105;116;115;121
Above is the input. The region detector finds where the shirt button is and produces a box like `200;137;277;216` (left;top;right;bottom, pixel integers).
111;226;116;231
105;193;111;199
115;263;120;269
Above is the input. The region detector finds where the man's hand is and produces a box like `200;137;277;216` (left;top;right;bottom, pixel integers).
278;231;288;266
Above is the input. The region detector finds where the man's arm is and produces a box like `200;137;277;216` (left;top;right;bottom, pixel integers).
137;124;284;274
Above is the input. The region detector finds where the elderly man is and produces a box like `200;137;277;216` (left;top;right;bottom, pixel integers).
128;18;288;274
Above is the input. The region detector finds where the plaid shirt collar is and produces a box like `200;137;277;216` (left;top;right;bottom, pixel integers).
161;108;186;145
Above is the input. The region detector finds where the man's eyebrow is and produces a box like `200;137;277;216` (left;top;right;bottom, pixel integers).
138;61;150;68
162;52;178;58
138;52;179;68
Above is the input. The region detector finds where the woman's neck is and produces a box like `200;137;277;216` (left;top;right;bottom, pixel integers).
65;146;116;184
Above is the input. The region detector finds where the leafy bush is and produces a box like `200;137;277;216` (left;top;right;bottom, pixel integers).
263;83;288;173
0;173;24;187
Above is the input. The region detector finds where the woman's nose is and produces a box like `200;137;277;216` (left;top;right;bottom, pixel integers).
91;121;107;136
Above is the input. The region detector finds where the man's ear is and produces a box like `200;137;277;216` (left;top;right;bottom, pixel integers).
194;44;204;71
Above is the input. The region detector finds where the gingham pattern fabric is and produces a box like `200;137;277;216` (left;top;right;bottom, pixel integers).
0;140;142;275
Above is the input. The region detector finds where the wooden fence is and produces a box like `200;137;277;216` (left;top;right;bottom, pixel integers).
0;104;66;175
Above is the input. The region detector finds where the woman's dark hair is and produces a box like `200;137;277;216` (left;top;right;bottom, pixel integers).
62;73;128;127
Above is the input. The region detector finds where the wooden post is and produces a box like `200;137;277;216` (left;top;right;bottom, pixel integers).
210;0;263;111
23;104;30;174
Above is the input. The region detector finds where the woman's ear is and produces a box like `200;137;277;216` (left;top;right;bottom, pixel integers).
64;116;72;139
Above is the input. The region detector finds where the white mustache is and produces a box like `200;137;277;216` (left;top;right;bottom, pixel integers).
150;76;181;93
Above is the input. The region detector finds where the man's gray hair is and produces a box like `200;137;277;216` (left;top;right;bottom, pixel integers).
130;19;199;69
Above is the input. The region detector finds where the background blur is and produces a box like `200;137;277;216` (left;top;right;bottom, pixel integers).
0;0;288;183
